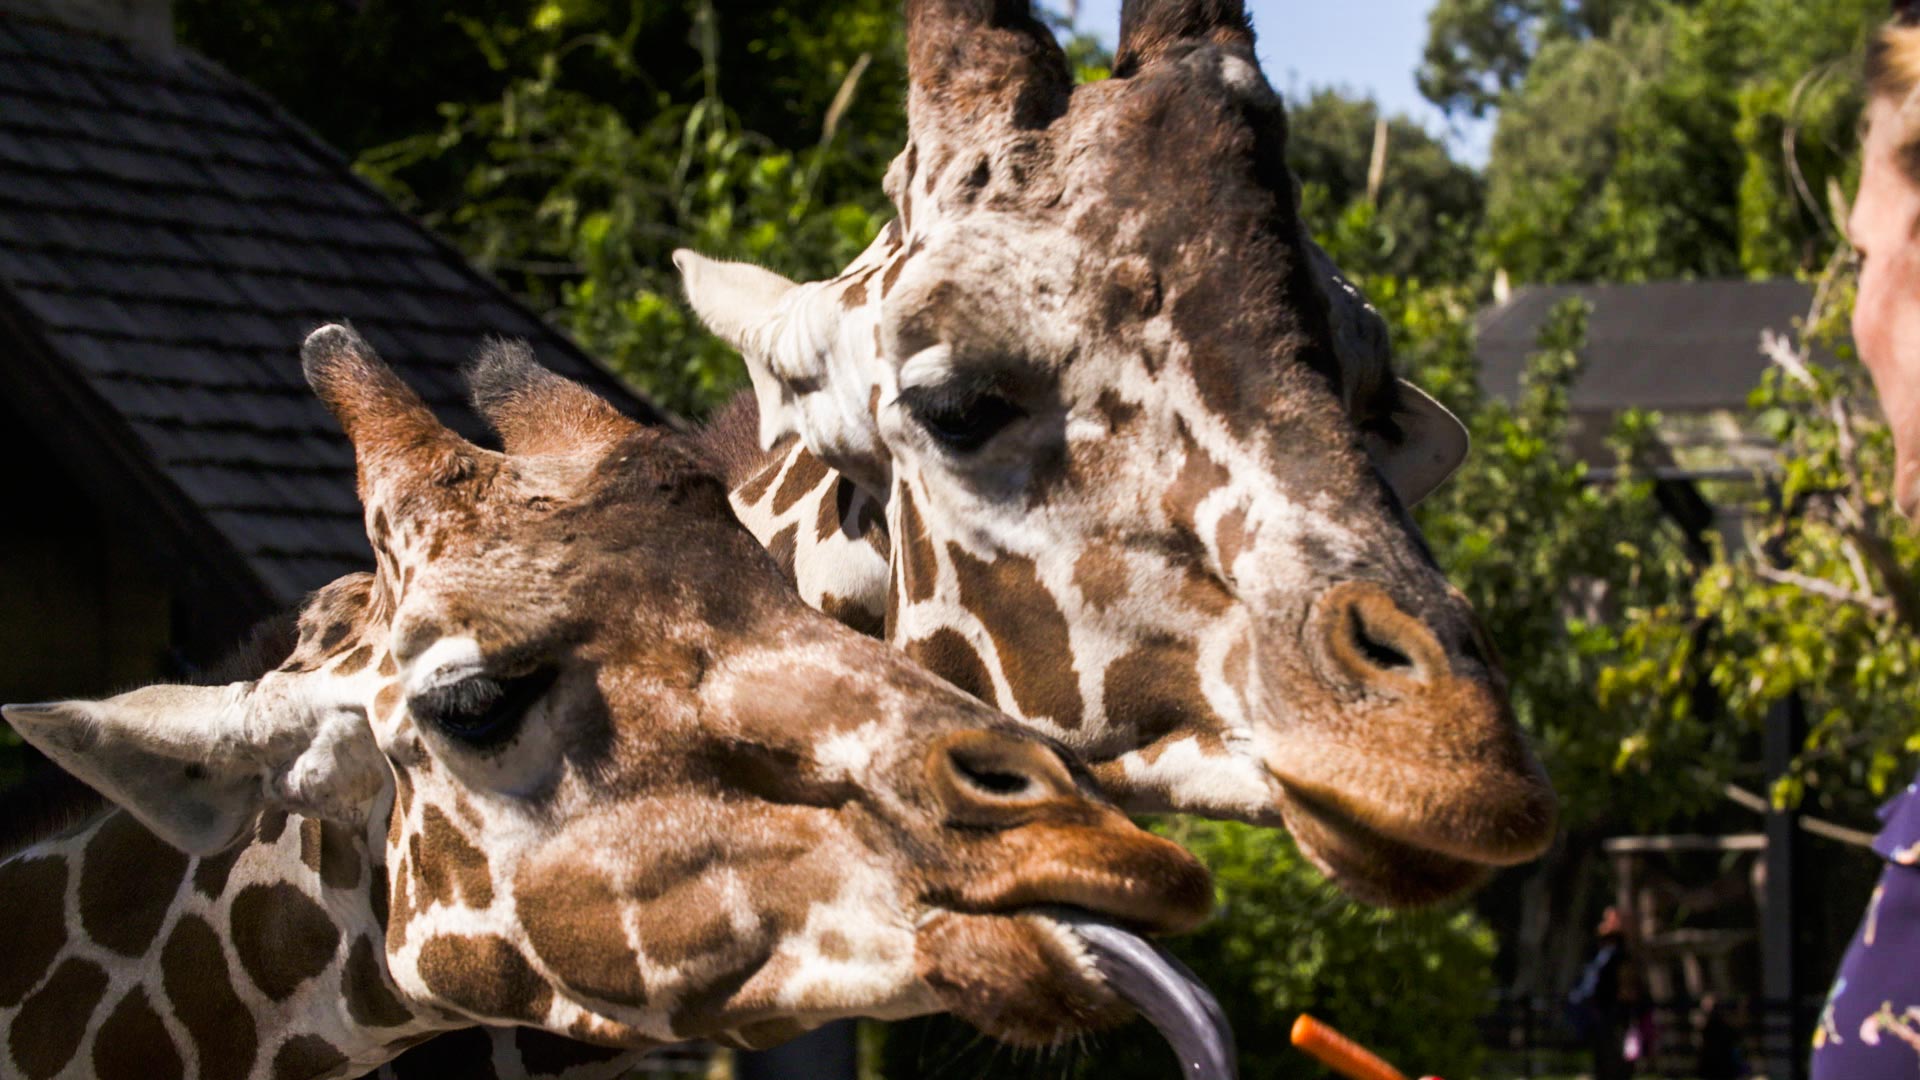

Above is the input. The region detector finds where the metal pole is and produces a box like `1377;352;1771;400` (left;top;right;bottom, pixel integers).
735;1019;859;1080
1762;693;1808;1080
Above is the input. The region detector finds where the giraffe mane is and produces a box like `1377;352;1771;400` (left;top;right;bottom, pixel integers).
693;389;779;489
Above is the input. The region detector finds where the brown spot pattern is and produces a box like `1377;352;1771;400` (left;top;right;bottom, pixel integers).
1163;425;1231;532
1104;639;1213;754
766;523;799;583
414;804;494;908
161;914;258;1080
230;882;342;1001
518;869;649;1004
317;620;352;652
896;485;938;604
298;819;363;891
417;934;552;1022
947;543;1083;728
907;628;999;708
333;644;372;675
1213;504;1254;580
1094;387;1142;432
343;934;412;1027
1071;544;1130;612
193;845;244;898
93;988;183;1080
257;809;289;845
374;683;402;723
822;593;885;639
388;866;413;949
0;856;66;1006
770;450;830;516
734;454;787;509
817;477;851;543
10;958;108;1079
80;811;189;956
299;817;324;875
271;1035;348;1080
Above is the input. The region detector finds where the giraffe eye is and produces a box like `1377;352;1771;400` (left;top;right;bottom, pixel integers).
411;666;558;749
898;382;1026;453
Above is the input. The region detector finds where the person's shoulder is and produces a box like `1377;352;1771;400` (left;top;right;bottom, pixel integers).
1875;774;1920;867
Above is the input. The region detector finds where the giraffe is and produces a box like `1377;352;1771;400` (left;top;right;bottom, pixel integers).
0;325;1236;1080
674;0;1557;911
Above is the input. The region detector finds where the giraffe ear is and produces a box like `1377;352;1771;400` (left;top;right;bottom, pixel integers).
3;682;386;856
674;249;889;489
674;250;808;449
1368;381;1470;507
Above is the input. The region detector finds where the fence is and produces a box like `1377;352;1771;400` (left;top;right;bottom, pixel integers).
1479;995;1817;1079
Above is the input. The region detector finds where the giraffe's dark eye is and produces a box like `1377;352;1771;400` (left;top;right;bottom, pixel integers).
898;381;1026;453
411;667;558;749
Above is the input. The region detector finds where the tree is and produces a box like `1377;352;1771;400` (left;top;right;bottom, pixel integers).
1480;0;1876;285
1419;0;1664;118
1599;265;1920;828
1287;89;1486;283
341;1;900;417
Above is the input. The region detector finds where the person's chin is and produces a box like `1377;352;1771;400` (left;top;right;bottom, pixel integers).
1898;458;1920;523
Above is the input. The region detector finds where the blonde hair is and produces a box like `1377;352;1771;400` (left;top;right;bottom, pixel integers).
1868;19;1920;181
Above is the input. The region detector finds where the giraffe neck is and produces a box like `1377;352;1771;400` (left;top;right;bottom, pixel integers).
728;438;891;640
0;801;438;1080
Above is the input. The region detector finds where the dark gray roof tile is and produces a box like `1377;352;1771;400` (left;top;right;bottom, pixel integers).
1477;280;1815;414
0;12;668;605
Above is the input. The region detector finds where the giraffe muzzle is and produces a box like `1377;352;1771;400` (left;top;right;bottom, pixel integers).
1249;581;1558;903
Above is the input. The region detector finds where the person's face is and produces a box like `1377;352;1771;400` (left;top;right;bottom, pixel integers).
1851;96;1920;519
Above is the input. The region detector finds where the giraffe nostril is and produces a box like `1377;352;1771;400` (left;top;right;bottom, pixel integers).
1311;581;1447;690
1347;607;1413;672
928;730;1074;823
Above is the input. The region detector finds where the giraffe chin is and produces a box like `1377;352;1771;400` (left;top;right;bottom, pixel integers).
914;908;1237;1080
1278;791;1493;909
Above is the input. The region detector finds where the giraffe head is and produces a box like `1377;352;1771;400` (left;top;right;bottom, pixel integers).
677;0;1555;906
1;327;1231;1064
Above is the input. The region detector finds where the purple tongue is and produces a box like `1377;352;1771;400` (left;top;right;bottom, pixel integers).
1063;916;1238;1080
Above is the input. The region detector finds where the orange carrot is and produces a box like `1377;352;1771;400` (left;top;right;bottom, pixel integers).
1290;1014;1410;1080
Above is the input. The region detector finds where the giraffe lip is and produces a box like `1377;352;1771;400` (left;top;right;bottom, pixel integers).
940;827;1215;935
1275;783;1493;907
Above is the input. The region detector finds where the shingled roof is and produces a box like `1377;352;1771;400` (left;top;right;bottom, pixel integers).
1476;280;1816;414
0;11;669;616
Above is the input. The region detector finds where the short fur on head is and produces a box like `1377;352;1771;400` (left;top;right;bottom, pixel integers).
0;326;1211;1074
677;0;1553;908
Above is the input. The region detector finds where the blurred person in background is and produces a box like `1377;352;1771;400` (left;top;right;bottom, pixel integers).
1809;4;1920;1076
1569;906;1633;1080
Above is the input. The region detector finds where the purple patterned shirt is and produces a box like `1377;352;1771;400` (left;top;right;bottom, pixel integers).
1811;774;1920;1079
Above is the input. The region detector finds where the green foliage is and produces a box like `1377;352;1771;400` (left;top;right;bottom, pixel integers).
351;1;897;417
879;822;1495;1080
1147;822;1497;1080
1419;0;1664;118
1479;0;1877;283
1597;269;1920;820
1288;90;1486;283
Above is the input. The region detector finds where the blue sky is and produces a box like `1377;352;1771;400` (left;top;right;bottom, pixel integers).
1070;0;1494;164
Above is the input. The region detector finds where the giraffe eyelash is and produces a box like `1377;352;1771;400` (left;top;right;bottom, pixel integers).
896;376;1027;453
410;665;559;750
